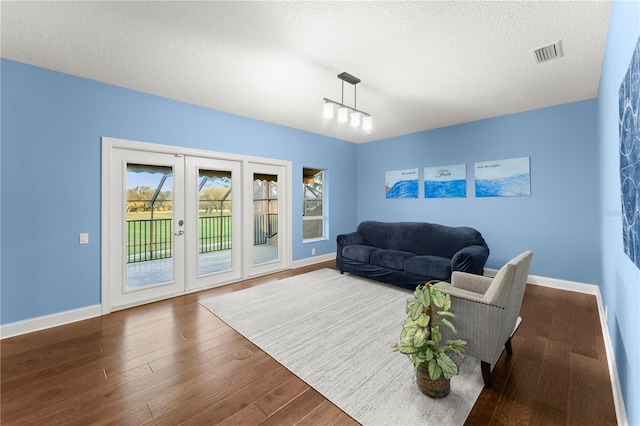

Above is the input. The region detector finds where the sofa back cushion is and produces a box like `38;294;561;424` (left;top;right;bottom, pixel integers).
356;221;487;258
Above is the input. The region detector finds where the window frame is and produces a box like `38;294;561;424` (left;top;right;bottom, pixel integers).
302;168;326;242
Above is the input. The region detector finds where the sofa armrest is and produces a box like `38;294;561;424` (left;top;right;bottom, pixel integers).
450;271;493;296
336;232;364;252
451;244;490;275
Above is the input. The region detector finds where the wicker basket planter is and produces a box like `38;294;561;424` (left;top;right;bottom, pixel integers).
416;364;451;398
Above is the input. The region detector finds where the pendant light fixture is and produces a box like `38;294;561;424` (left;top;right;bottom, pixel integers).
323;72;372;131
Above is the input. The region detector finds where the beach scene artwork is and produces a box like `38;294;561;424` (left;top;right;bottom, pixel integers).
619;35;640;269
424;164;467;198
475;157;531;197
385;168;419;199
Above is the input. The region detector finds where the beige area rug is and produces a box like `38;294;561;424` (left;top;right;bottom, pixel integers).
200;268;484;426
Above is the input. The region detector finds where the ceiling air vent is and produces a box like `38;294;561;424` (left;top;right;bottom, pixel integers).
533;41;564;63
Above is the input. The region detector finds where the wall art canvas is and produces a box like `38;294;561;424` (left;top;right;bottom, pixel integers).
424;164;467;198
619;35;640;269
385;168;418;199
475;157;531;197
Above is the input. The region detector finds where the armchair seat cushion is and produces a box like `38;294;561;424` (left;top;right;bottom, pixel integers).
404;255;451;279
370;250;415;271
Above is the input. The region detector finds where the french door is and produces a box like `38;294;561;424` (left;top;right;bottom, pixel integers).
109;148;186;309
185;157;242;290
245;162;288;277
102;138;290;312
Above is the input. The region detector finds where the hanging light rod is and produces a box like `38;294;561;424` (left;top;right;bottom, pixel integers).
322;98;371;118
323;72;372;131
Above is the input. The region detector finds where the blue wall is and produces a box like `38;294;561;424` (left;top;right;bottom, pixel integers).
598;1;640;423
356;100;601;283
0;59;357;324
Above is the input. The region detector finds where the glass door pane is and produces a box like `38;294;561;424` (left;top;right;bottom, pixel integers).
185;157;242;291
198;169;232;275
253;173;278;265
244;162;287;278
126;164;175;289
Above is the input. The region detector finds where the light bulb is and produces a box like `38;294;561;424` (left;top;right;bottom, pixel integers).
337;107;349;123
362;115;372;131
323;102;335;120
350;111;362;127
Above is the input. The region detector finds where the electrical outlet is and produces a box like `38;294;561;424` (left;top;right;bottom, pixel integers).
311;248;316;255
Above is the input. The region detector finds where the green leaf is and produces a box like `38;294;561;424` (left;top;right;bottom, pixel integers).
430;287;446;308
415;285;430;307
441;318;456;333
409;303;420;320
436;354;459;380
398;343;418;354
428;358;442;380
404;317;417;327
446;339;467;354
417;313;430;327
424;347;434;361
413;329;426;347
399;335;414;347
443;293;451;311
430;326;441;345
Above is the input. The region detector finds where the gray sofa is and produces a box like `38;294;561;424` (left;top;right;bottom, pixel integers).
336;221;489;290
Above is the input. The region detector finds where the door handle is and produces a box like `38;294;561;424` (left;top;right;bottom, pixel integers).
174;230;184;236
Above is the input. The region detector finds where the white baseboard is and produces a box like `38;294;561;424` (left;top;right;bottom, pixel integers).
291;252;336;268
593;287;628;426
0;304;102;340
483;268;626;425
483;268;600;295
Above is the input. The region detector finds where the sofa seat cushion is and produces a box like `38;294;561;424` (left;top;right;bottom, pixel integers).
370;250;415;271
342;245;380;263
404;255;451;279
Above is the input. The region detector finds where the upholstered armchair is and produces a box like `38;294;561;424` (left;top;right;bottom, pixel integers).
438;251;533;387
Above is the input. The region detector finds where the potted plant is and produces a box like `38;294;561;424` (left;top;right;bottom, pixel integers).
392;282;467;398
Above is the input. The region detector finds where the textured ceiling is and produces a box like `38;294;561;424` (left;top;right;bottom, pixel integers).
1;1;611;143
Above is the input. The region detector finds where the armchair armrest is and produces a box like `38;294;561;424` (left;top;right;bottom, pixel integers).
450;271;493;296
438;281;486;302
451;244;490;275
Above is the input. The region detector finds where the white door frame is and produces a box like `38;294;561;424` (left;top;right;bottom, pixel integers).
101;137;292;314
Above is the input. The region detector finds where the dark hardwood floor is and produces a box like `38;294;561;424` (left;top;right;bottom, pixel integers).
1;261;617;425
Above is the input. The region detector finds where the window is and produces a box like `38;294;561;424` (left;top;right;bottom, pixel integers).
303;168;324;240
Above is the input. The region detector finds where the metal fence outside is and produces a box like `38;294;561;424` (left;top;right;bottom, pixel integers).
126;214;277;264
